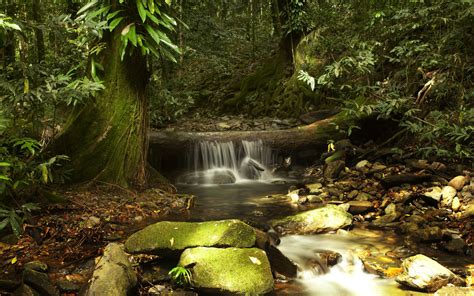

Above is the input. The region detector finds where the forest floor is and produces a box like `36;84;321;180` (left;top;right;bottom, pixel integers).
0;186;193;294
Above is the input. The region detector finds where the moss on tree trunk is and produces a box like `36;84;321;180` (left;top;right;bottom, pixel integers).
54;32;148;187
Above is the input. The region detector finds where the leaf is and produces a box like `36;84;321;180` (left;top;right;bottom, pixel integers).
137;1;147;23
9;212;21;238
77;0;99;16
0;162;11;167
0;218;8;232
109;17;124;31
10;257;17;264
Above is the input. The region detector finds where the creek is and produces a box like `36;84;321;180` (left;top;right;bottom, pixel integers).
168;140;460;295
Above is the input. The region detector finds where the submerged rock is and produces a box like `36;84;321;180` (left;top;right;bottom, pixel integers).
396;254;464;292
179;247;273;295
125;220;256;255
85;243;137;296
270;205;353;234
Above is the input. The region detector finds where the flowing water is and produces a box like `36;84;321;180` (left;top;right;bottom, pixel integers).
174;140;445;295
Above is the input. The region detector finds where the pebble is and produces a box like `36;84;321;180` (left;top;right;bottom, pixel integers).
452;197;461;212
448;176;466;191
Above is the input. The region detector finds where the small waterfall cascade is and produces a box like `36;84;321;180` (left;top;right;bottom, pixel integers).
179;140;278;184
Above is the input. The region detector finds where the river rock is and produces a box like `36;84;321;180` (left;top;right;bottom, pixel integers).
323;160;345;180
178;247;273;295
347;200;374;214
452;197;461;212
396;254;464;292
22;269;58;296
85;243;137;296
271;205;353;234
423;187;443;203
306;183;323;193
448;176;466;190
24;261;48;273
125;220;256;255
14;284;41;296
355;160;371;172
362;255;402;278
441;186;457;207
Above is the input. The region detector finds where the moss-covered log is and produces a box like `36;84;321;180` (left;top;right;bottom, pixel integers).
150;113;353;155
53;31;148;187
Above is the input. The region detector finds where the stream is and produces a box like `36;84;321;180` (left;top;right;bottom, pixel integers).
168;140;465;295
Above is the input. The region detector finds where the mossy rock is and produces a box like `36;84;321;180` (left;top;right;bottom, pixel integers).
271;205;353;234
125;220;256;255
179;247;274;295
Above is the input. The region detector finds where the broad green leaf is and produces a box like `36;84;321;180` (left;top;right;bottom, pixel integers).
137;1;147;23
77;0;99;16
0;162;11;167
9;212;21;238
128;25;137;47
109;17;124;31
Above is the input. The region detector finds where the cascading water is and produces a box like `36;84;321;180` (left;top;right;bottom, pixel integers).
178;140;278;184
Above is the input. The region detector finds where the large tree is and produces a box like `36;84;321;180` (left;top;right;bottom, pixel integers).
53;0;180;187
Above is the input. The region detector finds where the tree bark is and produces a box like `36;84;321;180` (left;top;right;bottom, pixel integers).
53;30;149;187
31;0;45;63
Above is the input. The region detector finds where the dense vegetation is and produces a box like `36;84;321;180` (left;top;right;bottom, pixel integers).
0;0;473;233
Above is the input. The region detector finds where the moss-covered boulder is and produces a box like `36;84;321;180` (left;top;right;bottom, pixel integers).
179;247;274;295
125;220;256;255
271;205;353;234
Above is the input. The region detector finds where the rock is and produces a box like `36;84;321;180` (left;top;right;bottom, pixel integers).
315;250;342;269
323;160;345;180
460;204;474;219
179;247;273;295
355;192;371;201
56;280;80;293
452;197;461;212
24;261;48;272
84;216;101;228
347;201;374;214
430;162;447;172
14;284;41;296
423;187;443;203
434;286;474;296
267;245;298;278
441;186;457;208
411;226;444;242
217;122;231;130
148;284;167;295
355;160;371;173
443;235;466;254
381;174;432;188
385;203;397;215
271;205;352;234
361;255;402;278
448;176;466;190
369;163;387;173
0;279;21;292
125;220;256;255
179;170;236;185
306;183;323;193
85;243;137;296
396;254;464;292
22;269;58;296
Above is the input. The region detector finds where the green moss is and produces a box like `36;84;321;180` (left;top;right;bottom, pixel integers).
124;220;256;255
271;205;353;234
179;247;274;295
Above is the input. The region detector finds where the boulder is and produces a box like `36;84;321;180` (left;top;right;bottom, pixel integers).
396;254;464;292
85;243;137;296
323;160;345;180
125;220;256;255
448;176;466;190
271;205;352;235
435;286;474;296
179;247;274;295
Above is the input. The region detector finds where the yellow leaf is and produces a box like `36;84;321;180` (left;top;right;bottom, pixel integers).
170;237;174;246
11;257;17;264
23;79;29;94
328;143;335;152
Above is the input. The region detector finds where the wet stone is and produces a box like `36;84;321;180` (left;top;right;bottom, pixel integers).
448;176;466;191
24;261;48;273
22;269;58;296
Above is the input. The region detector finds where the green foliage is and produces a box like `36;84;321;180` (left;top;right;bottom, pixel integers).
76;0;181;62
0;13;21;31
168;266;192;286
0;137;70;201
149;88;194;127
0;203;40;238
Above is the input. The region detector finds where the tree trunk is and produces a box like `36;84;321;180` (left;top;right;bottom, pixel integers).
32;0;45;63
53;31;149;187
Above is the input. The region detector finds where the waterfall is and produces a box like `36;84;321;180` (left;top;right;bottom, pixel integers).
179;140;277;184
